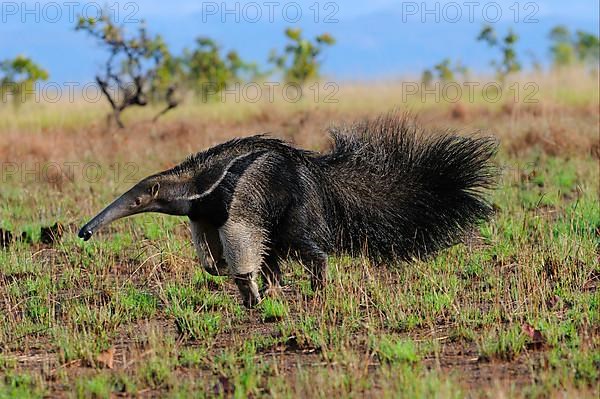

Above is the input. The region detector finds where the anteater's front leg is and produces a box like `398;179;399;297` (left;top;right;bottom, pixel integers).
190;220;228;276
261;251;283;297
218;219;266;308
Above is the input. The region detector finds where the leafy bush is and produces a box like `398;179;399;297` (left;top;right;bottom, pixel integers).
422;58;469;84
0;56;48;106
181;37;261;101
549;25;599;67
270;28;335;86
477;25;521;83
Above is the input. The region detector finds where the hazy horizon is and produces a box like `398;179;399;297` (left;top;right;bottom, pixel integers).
1;0;598;83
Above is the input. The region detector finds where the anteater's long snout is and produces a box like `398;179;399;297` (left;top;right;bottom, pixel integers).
78;208;114;241
78;194;134;241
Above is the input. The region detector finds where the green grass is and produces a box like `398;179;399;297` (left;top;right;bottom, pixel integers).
0;373;46;398
259;298;288;322
478;325;528;361
372;336;420;364
0;99;598;397
170;306;222;339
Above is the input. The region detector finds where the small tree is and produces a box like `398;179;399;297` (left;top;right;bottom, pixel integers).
550;26;600;67
269;28;335;86
0;56;49;106
434;59;456;82
478;25;521;83
226;50;263;83
575;30;600;66
76;15;179;128
420;69;434;87
423;59;469;84
575;31;600;64
549;25;576;66
181;37;260;101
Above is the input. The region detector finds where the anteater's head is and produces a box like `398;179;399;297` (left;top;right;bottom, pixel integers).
78;146;267;241
78;173;192;241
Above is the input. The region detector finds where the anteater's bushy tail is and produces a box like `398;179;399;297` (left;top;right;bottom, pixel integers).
319;113;498;261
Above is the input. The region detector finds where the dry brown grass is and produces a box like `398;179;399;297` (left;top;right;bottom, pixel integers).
2;99;597;166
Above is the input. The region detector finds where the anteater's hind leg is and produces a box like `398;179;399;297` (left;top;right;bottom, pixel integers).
308;254;328;292
218;219;266;308
298;241;328;291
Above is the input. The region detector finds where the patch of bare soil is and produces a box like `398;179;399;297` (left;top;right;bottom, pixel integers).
424;340;540;388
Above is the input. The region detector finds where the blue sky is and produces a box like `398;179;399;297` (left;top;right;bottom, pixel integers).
1;1;598;82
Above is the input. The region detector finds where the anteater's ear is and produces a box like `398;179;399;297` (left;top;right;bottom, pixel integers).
151;182;160;198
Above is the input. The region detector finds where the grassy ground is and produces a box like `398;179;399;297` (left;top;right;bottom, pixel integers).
0;73;598;397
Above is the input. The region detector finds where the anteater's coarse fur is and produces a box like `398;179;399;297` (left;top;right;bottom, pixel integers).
79;114;498;307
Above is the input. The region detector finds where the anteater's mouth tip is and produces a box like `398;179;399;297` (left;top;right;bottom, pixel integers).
78;228;93;241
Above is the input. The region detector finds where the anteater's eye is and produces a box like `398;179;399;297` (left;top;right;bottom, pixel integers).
134;197;142;207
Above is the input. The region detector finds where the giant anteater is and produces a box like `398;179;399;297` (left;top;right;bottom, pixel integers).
79;114;498;307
